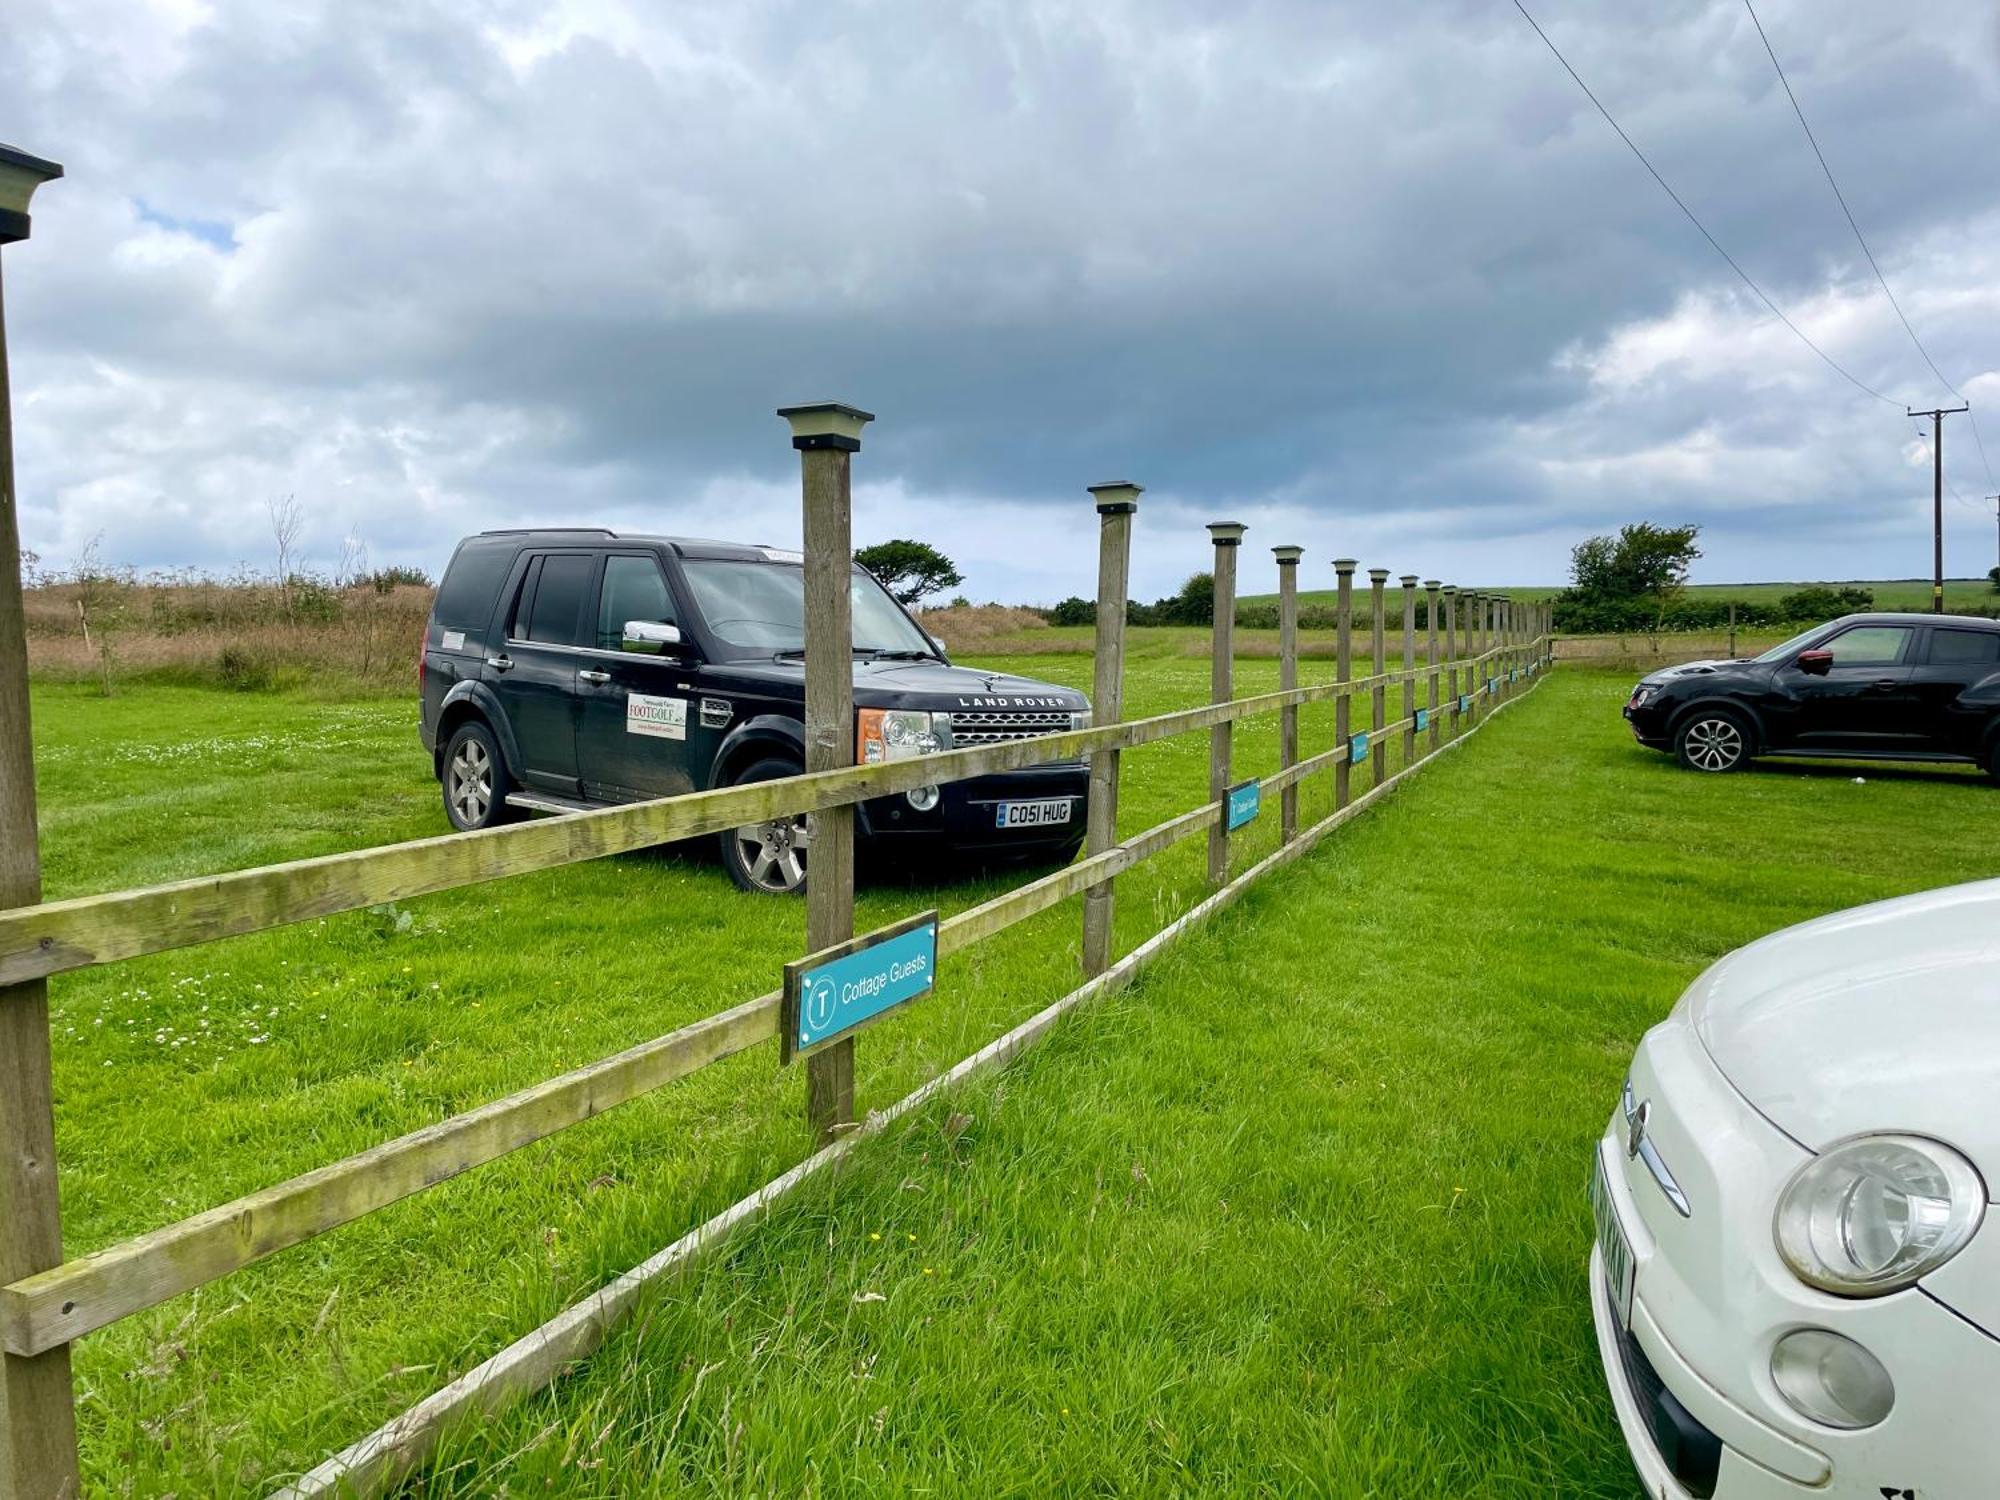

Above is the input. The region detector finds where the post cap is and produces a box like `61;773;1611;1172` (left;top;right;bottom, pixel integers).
1332;557;1358;574
1424;579;1442;590
1271;545;1304;564
1442;584;1458;595
1087;481;1142;513
1207;522;1247;546
1400;574;1419;587
0;143;63;245
1368;568;1390;582
776;401;874;452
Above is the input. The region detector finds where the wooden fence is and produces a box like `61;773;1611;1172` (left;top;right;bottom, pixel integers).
0;415;1551;1497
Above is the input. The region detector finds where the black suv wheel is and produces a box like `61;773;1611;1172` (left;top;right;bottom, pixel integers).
442;721;518;831
719;756;810;895
1674;708;1751;773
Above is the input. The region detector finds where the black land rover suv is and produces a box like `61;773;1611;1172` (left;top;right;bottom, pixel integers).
1622;611;2000;780
419;529;1091;892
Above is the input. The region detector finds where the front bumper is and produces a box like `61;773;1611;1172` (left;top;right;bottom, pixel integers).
856;762;1088;853
1591;1014;2000;1497
1623;692;1673;749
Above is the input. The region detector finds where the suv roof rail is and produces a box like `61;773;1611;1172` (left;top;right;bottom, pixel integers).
476;536;616;548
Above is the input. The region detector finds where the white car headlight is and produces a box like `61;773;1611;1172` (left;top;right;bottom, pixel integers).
856;708;944;764
1773;1134;1985;1296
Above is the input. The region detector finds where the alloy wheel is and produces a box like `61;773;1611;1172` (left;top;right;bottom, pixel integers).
735;813;811;893
449;739;492;824
1683;718;1743;772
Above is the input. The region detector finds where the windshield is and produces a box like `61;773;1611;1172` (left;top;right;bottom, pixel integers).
1752;624;1827;664
679;559;937;657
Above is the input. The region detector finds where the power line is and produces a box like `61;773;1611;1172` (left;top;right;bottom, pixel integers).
1511;0;1902;409
1740;0;1997;490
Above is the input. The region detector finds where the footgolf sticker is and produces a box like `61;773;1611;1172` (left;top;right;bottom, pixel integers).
626;692;687;740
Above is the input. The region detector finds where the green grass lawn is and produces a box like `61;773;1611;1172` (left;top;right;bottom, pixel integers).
30;649;1467;1494
401;669;2000;1498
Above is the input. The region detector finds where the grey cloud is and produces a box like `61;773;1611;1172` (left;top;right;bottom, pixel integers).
4;0;1998;603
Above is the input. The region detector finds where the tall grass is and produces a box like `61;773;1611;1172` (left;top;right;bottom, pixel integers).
23;571;432;696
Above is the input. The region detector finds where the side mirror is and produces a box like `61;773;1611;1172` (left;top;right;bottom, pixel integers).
622;620;682;656
1796;649;1833;676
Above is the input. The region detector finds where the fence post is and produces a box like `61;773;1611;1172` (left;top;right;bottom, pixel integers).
1424;581;1441;750
1467;592;1485;719
1207;522;1244;883
1333;559;1355;810
1727;602;1737;660
778;401;872;1141
1442;584;1459;732
1273;545;1303;843
0;145;80;1500
1368;569;1388;784
1398;576;1417;767
1082;482;1139;977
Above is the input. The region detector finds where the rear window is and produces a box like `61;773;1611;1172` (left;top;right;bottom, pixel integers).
522;554;594;646
432;539;518;632
1930;628;2000;665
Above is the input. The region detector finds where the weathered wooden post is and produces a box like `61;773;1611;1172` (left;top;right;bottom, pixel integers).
1399;576;1418;767
778;400;872;1141
1368;569;1388;784
1424;580;1442;750
1466;591;1485;719
1082;482;1139;977
0;142;79;1500
1207;522;1244;883
1727;601;1737;660
1442;584;1459;732
1333;559;1355;810
1273;545;1303;843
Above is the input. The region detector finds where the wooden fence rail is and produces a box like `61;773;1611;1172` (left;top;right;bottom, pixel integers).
0;370;1555;1496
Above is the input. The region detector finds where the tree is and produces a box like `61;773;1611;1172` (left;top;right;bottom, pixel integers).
1567;522;1702;605
853;539;965;605
1048;595;1095;626
1989;565;2000;595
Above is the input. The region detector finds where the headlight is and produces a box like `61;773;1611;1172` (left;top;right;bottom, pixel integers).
1774;1134;1985;1296
1629;686;1651;707
857;708;943;764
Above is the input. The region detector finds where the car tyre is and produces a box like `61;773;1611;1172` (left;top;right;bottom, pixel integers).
1673;708;1752;774
719;756;810;895
1985;736;2000;787
441;720;519;831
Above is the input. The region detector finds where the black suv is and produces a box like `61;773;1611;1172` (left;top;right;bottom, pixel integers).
419;529;1091;891
1623;612;2000;779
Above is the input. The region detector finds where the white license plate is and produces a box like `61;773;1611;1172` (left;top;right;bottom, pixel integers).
995;798;1073;829
1591;1149;1636;1327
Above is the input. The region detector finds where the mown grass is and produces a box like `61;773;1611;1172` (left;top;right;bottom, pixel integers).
406;669;2000;1497
32;645;1467;1493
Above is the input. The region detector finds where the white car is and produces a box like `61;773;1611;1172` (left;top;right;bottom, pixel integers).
1591;880;2000;1498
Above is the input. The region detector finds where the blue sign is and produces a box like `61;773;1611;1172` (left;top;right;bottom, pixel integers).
1414;707;1430;732
1509;668;1518;683
1458;694;1470;714
1225;779;1261;831
784;912;937;1062
1349;732;1369;764
1486;677;1497;695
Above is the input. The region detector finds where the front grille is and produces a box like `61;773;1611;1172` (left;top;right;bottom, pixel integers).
947;710;1073;746
1612;1284;1722;1499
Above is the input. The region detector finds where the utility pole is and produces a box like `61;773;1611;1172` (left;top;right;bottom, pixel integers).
1988;495;2000;578
1909;404;1968;614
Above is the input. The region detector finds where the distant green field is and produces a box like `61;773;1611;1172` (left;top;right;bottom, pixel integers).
1241;577;2000;612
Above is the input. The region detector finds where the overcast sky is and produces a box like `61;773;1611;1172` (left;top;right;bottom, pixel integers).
5;0;1998;604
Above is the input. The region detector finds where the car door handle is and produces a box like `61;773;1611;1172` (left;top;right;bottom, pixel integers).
1870;678;1899;692
579;669;610;683
488;654;513;672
